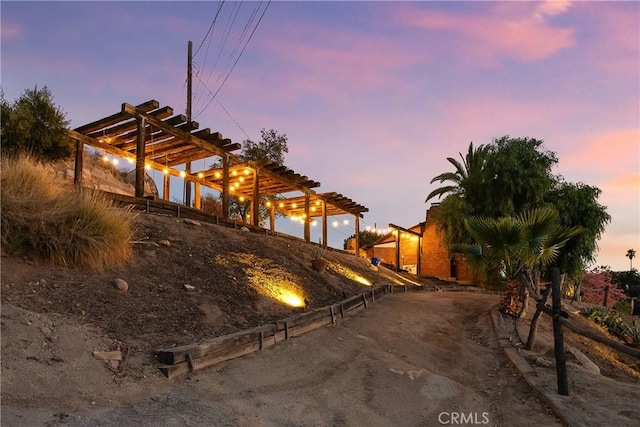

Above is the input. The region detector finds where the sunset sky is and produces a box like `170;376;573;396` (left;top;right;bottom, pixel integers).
2;1;638;271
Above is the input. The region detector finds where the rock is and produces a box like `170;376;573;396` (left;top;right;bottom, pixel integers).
183;284;196;292
92;350;122;361
240;226;250;232
48;336;59;344
183;219;201;226
534;357;554;368
159;240;171;247
112;278;129;292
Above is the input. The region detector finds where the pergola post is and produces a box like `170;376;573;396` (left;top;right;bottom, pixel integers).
73;138;84;187
322;201;328;248
222;156;230;220
304;192;311;242
194;177;201;209
135;117;146;198
162;173;170;201
252;168;260;227
269;203;275;234
395;231;401;271
354;215;360;256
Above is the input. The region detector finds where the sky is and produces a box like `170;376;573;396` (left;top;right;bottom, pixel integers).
2;1;639;271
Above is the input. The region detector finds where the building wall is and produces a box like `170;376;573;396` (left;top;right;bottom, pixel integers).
419;205;475;283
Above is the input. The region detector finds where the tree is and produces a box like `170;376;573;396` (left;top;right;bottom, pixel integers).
482;136;558;218
219;129;289;224
426;142;489;246
241;128;289;165
343;230;380;251
546;180;611;281
425;142;489;207
611;269;640;298
452;207;581;315
581;267;627;307
627;249;636;271
1;86;72;161
426;135;608;285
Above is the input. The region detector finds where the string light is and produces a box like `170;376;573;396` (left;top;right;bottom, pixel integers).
214;172;221;179
244;168;250;175
197;172;204;179
180;170;187;178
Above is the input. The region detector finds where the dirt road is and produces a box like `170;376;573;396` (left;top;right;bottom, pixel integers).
2;293;567;426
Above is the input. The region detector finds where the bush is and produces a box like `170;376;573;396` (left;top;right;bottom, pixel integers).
1;86;73;161
1;155;135;270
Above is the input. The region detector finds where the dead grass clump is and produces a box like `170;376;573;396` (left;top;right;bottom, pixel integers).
1;155;134;270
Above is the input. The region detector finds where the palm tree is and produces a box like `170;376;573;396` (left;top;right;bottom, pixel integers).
452;207;582;315
425;142;489;203
627;249;636;271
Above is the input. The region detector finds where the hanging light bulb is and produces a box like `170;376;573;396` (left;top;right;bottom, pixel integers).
179;170;186;178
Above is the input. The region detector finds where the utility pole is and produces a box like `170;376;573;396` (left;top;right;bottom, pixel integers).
185;40;193;206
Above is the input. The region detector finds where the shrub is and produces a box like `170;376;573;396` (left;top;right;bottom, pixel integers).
1;86;73;162
580;266;627;307
1;155;134;270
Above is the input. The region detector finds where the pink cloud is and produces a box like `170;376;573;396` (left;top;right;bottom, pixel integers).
604;173;640;192
1;22;23;40
560;129;640;174
258;22;425;101
578;2;640;76
395;2;575;65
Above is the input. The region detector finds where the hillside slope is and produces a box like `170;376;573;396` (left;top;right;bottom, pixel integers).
0;211;426;351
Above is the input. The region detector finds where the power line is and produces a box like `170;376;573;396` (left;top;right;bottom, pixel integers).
194;0;271;118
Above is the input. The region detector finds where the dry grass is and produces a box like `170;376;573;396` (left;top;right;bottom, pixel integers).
1;155;134;270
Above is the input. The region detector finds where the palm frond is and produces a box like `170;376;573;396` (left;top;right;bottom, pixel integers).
425;186;459;202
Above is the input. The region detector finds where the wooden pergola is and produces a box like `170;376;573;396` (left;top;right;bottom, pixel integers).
67;99;369;249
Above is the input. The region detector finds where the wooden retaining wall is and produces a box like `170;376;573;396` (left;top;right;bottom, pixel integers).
156;284;501;378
